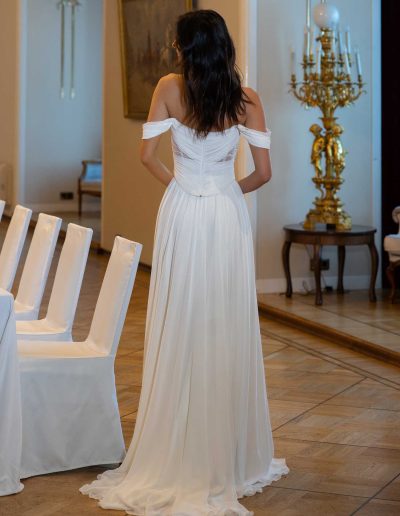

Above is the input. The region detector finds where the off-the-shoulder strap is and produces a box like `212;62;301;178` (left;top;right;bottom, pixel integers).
142;118;175;139
237;124;271;149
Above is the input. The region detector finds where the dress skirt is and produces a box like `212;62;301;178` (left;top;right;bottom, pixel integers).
80;177;289;515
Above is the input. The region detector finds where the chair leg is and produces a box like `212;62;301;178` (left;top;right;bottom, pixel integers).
386;262;397;303
78;190;82;217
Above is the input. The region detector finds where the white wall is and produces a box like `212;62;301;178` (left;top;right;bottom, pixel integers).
256;0;381;293
21;0;103;211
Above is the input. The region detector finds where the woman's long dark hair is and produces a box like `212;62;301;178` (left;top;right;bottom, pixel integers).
175;9;251;137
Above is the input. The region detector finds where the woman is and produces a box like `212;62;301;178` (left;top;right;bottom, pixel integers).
81;9;288;515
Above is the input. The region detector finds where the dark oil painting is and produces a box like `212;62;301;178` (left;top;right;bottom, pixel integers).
119;0;193;119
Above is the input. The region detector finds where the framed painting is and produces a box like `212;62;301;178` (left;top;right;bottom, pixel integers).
119;0;193;119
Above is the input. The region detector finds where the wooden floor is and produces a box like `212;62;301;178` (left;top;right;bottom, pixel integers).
258;290;400;366
1;224;400;515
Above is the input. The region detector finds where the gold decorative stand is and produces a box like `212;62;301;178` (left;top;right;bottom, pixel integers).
289;2;365;230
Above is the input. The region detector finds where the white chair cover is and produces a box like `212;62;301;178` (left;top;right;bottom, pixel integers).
0;205;32;291
0;200;5;222
14;214;61;321
0;289;23;496
16;223;92;341
18;237;142;478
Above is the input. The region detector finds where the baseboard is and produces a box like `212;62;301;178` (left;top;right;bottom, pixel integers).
256;274;377;294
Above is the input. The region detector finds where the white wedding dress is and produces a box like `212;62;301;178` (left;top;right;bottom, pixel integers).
80;118;289;515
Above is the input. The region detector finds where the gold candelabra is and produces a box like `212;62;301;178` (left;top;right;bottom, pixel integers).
289;2;365;230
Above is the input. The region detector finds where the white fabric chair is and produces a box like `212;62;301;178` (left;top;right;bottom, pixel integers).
0;199;5;221
18;236;142;478
16;223;92;341
384;206;400;302
0;289;23;496
14;214;62;321
0;205;32;291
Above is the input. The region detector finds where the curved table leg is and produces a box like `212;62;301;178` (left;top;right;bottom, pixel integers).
282;241;292;298
368;241;379;302
313;244;323;305
386;263;397;303
337;245;345;294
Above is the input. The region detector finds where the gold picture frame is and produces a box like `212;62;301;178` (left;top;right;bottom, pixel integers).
118;0;193;119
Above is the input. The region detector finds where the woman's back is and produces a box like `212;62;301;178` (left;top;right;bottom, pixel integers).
143;110;271;197
147;73;266;133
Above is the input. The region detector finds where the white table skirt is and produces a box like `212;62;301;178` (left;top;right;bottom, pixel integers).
0;289;23;496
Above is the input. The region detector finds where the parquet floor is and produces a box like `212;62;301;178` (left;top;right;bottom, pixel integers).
1;223;400;515
258;291;400;365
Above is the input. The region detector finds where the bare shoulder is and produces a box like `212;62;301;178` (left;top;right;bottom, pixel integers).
156;74;182;95
242;87;262;105
155;74;184;118
242;87;267;131
147;74;181;121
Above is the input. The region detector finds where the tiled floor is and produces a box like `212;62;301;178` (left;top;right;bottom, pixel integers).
1;223;400;515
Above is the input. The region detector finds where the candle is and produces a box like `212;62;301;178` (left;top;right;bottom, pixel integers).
345;26;351;55
338;30;344;55
331;28;336;56
290;46;296;75
316;42;321;75
335;30;340;57
355;47;362;76
306;0;311;29
304;26;310;58
343;48;351;76
310;25;314;56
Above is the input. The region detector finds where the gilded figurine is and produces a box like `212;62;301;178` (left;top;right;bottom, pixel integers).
310;124;325;179
326;124;346;177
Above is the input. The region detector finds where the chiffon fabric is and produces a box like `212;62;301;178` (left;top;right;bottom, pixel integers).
80;118;289;515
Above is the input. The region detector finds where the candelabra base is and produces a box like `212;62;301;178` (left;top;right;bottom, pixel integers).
303;206;352;231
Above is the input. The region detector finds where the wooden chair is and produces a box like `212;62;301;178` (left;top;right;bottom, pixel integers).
78;160;102;216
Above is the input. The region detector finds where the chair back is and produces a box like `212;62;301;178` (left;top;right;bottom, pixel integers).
0;199;5;221
0;205;32;291
46;223;92;330
15;214;61;317
87;236;142;355
82;161;102;182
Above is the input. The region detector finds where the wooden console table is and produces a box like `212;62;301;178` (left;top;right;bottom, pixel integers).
282;224;379;305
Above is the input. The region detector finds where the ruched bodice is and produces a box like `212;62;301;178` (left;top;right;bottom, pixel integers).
142;118;271;197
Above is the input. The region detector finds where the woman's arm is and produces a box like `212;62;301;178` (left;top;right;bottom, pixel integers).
140;76;175;187
237;88;272;194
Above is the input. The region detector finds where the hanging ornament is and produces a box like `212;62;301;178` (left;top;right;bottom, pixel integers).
57;0;81;100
